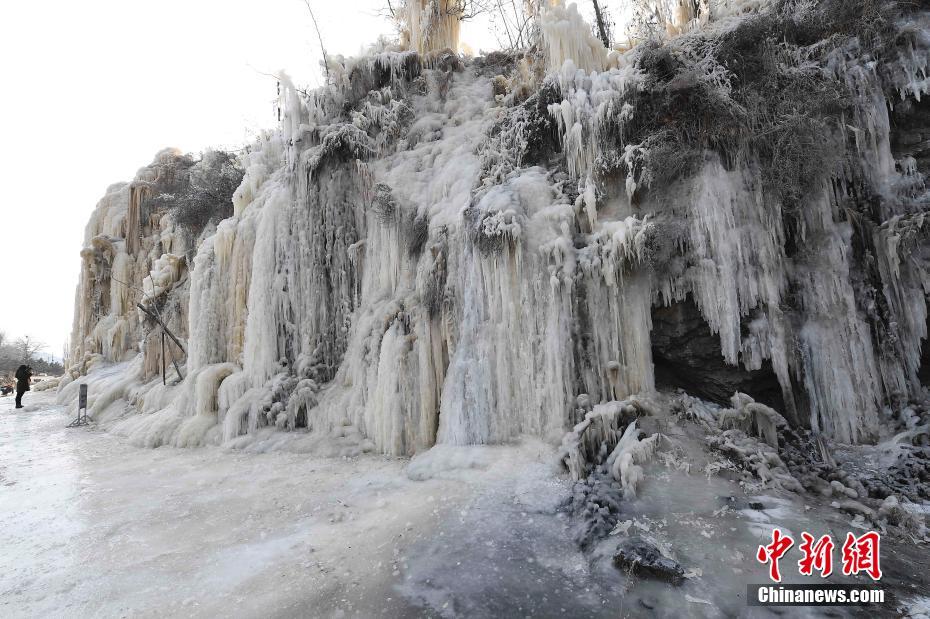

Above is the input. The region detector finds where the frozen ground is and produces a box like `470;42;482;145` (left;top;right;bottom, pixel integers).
0;391;601;618
2;391;929;618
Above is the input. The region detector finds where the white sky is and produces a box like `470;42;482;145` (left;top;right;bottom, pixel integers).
0;0;510;357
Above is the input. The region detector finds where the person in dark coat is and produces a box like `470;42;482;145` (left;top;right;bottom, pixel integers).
14;365;32;409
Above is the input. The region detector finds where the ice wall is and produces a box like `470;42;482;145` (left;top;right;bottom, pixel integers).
70;148;193;380
67;1;930;453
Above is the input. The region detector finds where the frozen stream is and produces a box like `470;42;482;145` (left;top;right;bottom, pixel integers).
2;392;442;617
0;392;613;618
2;392;928;618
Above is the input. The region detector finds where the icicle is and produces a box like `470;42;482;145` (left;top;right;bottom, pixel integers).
605;420;660;499
539;1;607;74
401;0;462;54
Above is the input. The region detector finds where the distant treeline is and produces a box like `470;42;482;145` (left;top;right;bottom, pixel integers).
0;338;64;381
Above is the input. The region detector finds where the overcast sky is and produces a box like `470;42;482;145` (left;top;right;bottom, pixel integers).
0;0;517;357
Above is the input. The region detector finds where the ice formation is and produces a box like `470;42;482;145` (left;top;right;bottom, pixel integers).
539;2;608;74
401;0;462;55
64;0;930;468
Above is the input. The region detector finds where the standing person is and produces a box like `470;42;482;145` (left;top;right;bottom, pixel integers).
14;365;32;409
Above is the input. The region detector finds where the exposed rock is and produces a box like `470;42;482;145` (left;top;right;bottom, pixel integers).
651;298;785;414
566;470;625;550
638;596;658;610
891;97;930;178
719;496;765;511
612;536;685;585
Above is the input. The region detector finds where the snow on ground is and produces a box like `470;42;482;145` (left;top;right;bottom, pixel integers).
2;391;929;618
0;391;598;618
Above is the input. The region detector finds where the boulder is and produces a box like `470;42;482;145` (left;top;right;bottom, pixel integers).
613;536;686;585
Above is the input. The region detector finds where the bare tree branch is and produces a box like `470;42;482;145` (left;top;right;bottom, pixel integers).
300;0;331;82
14;336;47;364
247;65;314;98
592;0;610;47
496;1;516;48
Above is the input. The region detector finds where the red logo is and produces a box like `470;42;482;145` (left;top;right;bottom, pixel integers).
841;532;882;581
756;529;794;582
798;532;834;577
756;530;881;582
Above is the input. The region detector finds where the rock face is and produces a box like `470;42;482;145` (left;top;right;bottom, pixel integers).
891;97;930;178
919;314;930;386
651;298;786;416
63;1;930;454
612;537;685;585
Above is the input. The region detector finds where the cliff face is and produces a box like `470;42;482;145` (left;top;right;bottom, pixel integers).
64;0;930;456
71;149;193;382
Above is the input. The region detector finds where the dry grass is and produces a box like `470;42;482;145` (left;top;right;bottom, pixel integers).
141;150;243;237
595;0;918;209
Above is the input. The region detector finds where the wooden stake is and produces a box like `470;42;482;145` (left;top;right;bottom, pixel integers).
137;304;185;380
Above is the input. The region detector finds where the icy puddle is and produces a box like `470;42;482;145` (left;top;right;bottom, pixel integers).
2;392;928;618
0;394;588;618
1;392;434;617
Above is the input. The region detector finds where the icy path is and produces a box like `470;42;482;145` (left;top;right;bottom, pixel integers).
1;392;434;617
0;393;619;618
4;392;929;618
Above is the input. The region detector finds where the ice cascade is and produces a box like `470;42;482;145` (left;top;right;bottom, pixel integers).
65;1;930;456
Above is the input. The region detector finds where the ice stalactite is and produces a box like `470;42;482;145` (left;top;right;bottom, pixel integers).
187;222;254;372
540;1;930;444
436;170;572;446
559;397;658;480
873;214;930;401
792;208;884;444
401;0;462;55
66;0;930;456
605;420;660;499
539;2;608;74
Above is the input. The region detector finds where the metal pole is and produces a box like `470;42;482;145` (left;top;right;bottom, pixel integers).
161;331;166;386
136;304;186;354
68;383;89;426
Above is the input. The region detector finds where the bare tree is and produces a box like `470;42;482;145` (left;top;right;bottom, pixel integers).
300;0;331;82
0;329;6;349
382;0;500;25
490;0;537;50
591;0;611;47
386;0;537;51
424;0;497;20
15;336;47;364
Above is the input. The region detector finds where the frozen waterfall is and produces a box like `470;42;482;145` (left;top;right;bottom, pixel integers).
62;0;930;457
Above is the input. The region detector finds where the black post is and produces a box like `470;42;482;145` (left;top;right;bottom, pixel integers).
161;331;167;386
67;383;90;427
